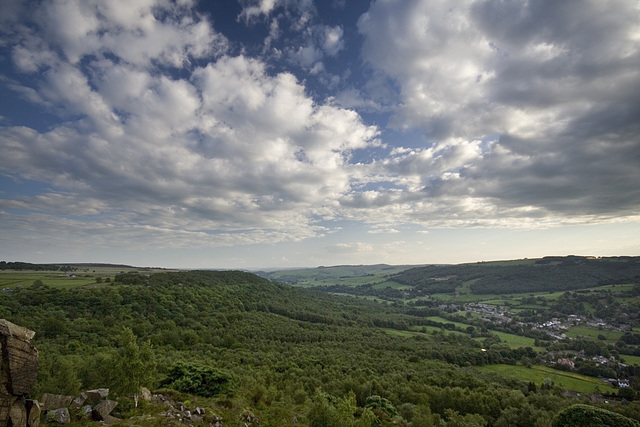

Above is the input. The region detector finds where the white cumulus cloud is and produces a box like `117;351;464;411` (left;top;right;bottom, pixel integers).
0;0;379;250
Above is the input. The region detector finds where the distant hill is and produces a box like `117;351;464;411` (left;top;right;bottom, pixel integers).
63;263;140;268
392;256;640;295
255;264;423;286
0;261;141;270
259;256;640;298
0;261;79;271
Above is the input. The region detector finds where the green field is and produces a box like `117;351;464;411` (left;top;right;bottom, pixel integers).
565;325;624;341
414;282;637;307
317;276;383;287
0;265;169;289
0;271;104;289
371;280;411;290
491;331;542;350
382;327;457;339
261;264;421;287
422;317;543;350
480;299;511;306
425;316;473;330
591;283;635;292
409;325;468;336
454;310;482;319
477;364;616;394
621;354;640;366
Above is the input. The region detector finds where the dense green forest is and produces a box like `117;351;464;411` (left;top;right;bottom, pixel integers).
3;269;640;425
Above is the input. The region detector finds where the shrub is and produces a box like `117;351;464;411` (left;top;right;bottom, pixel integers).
159;363;234;397
552;404;640;427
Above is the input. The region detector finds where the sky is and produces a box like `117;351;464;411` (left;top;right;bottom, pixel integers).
0;0;639;269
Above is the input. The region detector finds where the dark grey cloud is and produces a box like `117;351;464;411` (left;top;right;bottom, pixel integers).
357;0;640;222
472;0;634;54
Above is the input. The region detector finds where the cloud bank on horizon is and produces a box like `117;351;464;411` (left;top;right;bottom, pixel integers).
0;0;639;267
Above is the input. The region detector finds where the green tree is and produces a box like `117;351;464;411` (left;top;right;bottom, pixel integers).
112;327;155;407
307;390;377;427
365;395;398;420
552;404;640;427
159;362;234;398
444;409;487;426
410;404;437;427
37;355;81;396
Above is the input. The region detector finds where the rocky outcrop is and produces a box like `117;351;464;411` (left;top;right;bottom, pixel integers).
39;389;119;424
84;388;109;406
92;399;118;421
0;319;39;427
39;394;73;412
25;400;40;427
45;408;70;425
0;320;122;426
153;393;214;425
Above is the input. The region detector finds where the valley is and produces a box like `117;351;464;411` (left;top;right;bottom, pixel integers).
260;257;640;406
2;256;640;426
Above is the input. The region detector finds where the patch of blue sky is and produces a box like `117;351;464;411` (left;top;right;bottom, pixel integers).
0;175;54;198
380;126;433;150
0;85;59;132
354;181;404;193
349;144;389;164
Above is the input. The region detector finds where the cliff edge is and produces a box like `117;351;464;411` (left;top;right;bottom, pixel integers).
0;319;39;427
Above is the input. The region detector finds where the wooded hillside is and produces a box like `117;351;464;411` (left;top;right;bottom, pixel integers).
3;269;640;425
392;256;640;295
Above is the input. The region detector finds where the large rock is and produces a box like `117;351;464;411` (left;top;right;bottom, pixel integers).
9;397;27;427
0;320;38;395
84;388;109;405
140;387;152;401
0;395;12;424
0;320;35;341
0;319;38;427
46;407;70;424
39;393;73;411
26;399;41;427
79;404;93;420
102;414;122;425
92;399;118;421
0;319;38;395
70;392;87;408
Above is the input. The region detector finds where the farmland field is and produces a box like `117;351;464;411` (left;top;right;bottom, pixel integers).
490;331;542;350
371;280;410;289
425;316;473;330
409;325;468;336
565;325;624;341
0;271;102;289
259;264;420;287
477;364;616;394
0;265;169;289
621;354;640;366
423;317;544;349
